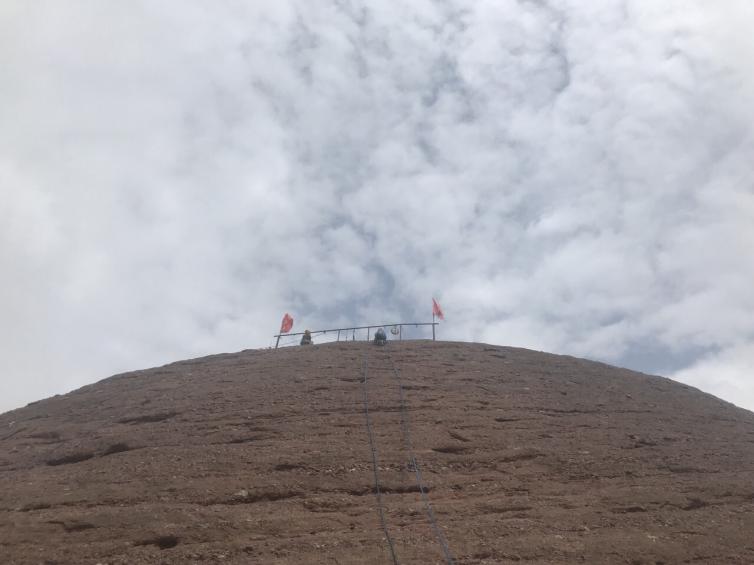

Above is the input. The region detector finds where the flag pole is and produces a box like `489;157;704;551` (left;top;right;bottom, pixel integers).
275;334;281;349
432;311;436;341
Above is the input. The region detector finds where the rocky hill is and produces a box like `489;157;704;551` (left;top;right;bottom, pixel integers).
1;341;753;564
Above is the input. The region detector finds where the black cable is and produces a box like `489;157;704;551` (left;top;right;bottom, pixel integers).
386;351;456;565
361;354;400;565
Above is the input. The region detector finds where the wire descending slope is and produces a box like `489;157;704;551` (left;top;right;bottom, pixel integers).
360;355;400;564
385;350;455;564
361;349;455;564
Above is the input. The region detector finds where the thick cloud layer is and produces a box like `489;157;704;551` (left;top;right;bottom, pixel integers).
1;1;753;413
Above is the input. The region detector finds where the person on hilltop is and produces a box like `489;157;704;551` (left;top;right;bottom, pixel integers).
374;327;387;346
300;330;313;346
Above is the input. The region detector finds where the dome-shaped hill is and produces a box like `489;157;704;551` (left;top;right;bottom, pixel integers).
1;341;753;564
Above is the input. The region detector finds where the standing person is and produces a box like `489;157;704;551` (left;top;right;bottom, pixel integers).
300;330;313;345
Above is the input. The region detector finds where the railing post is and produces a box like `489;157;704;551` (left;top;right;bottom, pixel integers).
337;330;341;342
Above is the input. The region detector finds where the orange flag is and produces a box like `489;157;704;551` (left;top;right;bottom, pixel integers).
280;313;294;333
432;298;445;320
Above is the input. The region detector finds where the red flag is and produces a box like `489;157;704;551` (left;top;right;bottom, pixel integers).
432;298;445;320
280;313;294;333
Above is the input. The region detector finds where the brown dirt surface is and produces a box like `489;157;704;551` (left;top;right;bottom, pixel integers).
1;341;754;564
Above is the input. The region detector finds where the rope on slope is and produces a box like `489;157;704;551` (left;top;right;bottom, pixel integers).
361;353;400;565
386;350;456;565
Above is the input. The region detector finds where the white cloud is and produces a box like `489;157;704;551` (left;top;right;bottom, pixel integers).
672;343;754;412
1;0;753;413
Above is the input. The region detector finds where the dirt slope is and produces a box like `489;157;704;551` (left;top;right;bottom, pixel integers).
1;341;753;564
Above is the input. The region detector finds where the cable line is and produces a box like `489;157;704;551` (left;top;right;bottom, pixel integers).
361;354;400;565
386;350;456;565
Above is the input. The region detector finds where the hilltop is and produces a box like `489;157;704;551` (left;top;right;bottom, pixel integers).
1;341;753;564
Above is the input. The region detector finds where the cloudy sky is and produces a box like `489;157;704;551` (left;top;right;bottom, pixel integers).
1;1;753;414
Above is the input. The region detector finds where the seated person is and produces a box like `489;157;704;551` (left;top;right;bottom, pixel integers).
374;328;387;345
300;330;312;345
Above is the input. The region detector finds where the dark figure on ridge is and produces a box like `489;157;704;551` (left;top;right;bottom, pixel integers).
300;330;312;345
374;327;387;346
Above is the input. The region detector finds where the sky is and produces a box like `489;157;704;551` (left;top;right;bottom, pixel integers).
1;1;753;414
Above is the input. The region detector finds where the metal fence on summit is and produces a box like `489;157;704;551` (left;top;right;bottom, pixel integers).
273;299;446;348
273;322;440;348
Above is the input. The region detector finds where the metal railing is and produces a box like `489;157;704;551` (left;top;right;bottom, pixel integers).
274;322;439;348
